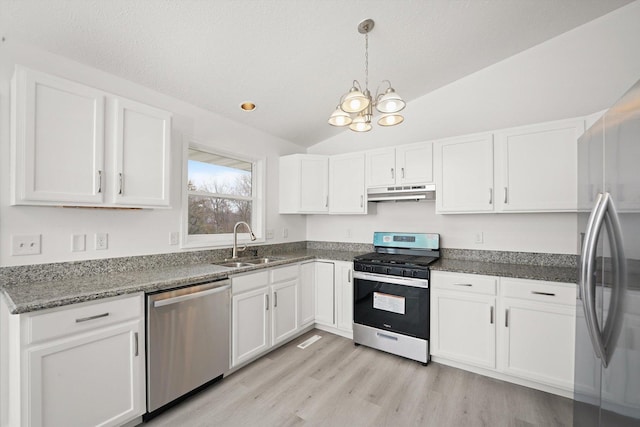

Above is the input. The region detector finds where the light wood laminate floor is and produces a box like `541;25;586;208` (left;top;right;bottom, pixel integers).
145;329;573;426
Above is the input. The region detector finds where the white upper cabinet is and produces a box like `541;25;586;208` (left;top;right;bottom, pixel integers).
279;154;329;214
329;152;366;214
366;141;433;188
11;65;172;208
435;133;495;213
494;118;584;212
113;98;171;207
11;65;106;204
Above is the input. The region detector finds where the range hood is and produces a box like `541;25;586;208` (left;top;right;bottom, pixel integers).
367;184;436;202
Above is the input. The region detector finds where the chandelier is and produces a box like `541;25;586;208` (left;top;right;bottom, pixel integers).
328;19;406;132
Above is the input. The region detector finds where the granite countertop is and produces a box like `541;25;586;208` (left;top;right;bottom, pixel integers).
1;247;581;315
430;259;578;283
0;250;364;315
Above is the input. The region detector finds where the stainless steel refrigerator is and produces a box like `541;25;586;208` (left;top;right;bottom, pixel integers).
575;78;640;426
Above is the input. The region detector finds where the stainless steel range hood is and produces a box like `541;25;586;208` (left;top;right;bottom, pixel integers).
367;184;436;202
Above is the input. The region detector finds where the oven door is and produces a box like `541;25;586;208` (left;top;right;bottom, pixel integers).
353;271;429;339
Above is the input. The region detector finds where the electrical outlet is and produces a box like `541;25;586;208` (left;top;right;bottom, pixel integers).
282;228;289;239
474;231;484;244
170;232;179;245
95;233;108;250
346;228;352;238
266;229;274;239
71;234;86;252
11;235;41;256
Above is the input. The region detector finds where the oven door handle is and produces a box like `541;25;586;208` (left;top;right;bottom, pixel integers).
353;271;429;288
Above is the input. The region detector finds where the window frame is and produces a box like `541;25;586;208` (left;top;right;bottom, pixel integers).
182;141;265;249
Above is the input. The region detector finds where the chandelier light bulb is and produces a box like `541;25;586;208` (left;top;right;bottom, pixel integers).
341;87;370;113
377;114;404;127
328;107;352;127
349;115;372;132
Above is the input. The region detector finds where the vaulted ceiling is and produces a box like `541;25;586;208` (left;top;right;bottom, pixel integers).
0;0;633;147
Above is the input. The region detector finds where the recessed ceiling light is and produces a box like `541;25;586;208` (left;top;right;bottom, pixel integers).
240;102;256;111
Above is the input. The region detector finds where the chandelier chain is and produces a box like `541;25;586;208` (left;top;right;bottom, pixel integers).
364;32;369;91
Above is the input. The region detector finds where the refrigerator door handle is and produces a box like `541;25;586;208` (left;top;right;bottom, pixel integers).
601;195;627;365
580;192;608;366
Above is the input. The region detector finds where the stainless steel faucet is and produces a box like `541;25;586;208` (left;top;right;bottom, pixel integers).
232;221;257;259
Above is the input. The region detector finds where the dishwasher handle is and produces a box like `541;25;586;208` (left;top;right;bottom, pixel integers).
153;284;230;308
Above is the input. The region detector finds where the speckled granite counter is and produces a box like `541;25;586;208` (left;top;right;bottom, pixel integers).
1;243;581;315
0;249;367;314
430;259;577;283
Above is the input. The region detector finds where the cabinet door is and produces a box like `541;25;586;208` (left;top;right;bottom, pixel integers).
366;148;396;187
435;134;494;213
299;262;316;327
12;66;105;205
431;291;496;369
299;156;329;213
232;287;270;367
272;279;298;345
329;152;366;214
26;320;144;427
495;118;583;212
396;142;433;185
501;298;575;390
113;98;171;207
335;261;354;333
315;261;335;326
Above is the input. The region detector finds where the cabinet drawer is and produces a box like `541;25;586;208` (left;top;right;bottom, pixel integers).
270;265;299;283
232;270;270;294
431;271;497;295
26;294;142;344
501;278;576;306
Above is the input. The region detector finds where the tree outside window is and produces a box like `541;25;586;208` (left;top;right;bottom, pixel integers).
187;148;255;235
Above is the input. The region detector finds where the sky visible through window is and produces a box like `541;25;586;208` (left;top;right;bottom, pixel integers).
188;160;251;196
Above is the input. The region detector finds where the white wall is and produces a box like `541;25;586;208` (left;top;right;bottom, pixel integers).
307;1;640;255
0;42;307;266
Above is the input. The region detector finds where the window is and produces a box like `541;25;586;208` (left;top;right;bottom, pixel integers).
185;146;263;246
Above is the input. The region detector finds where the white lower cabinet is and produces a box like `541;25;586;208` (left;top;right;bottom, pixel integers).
314;261;336;327
298;262;316;327
314;260;353;336
499;278;576;391
431;270;576;396
231;265;301;368
2;293;145;427
430;272;497;369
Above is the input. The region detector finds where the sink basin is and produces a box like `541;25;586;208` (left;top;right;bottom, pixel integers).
215;257;284;268
217;261;254;268
245;257;283;264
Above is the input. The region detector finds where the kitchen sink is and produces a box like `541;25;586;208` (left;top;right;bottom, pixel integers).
215;257;285;268
217;261;254;268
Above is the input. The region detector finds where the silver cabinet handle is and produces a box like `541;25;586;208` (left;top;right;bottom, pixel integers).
119;172;124;195
134;332;139;357
505;309;509;327
401;167;405;178
76;312;109;323
348;269;351;283
531;291;556;297
453;283;472;287
489;188;493;204
266;294;269;311
490;306;494;324
325;196;328;208
274;291;278;308
360;195;363;208
391;168;395;179
97;170;103;194
504;187;508;204
153;285;230;308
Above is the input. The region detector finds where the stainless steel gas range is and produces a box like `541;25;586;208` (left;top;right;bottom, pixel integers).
353;232;439;364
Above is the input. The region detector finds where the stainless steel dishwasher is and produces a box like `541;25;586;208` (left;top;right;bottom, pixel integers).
145;279;230;417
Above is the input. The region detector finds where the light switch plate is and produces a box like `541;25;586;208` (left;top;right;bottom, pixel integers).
71;234;86;252
169;232;179;245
